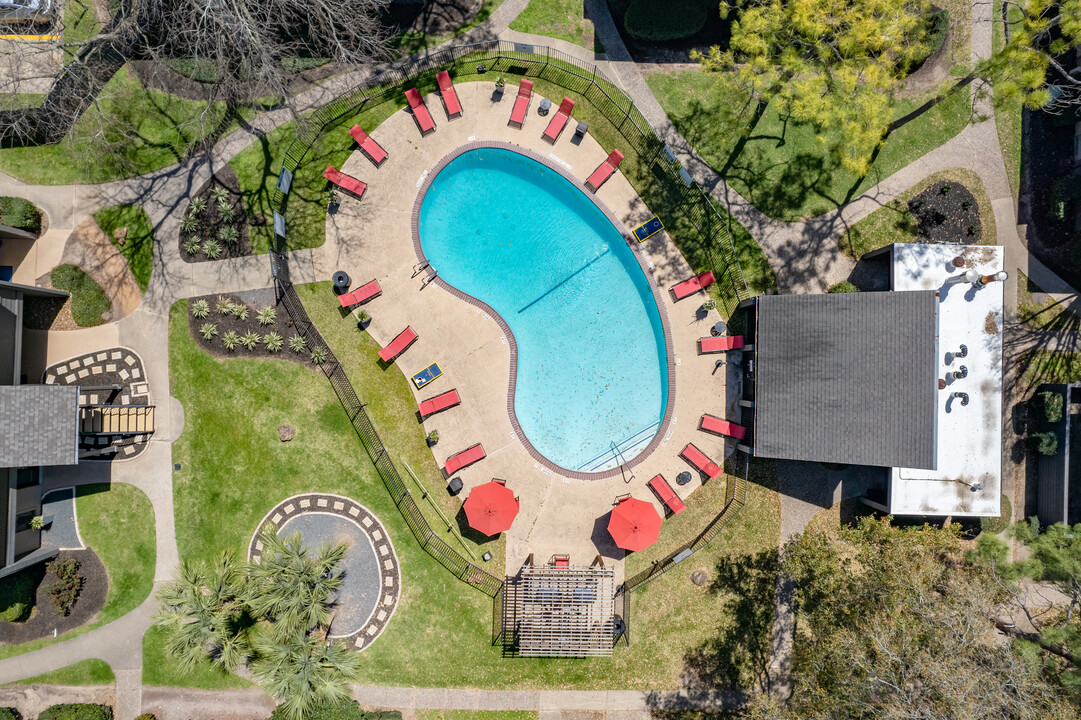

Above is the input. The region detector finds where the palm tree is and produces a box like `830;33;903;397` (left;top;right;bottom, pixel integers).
252;628;362;720
246;530;346;637
153;551;253;671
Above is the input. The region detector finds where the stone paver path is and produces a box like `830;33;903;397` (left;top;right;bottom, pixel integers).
59;217;143;321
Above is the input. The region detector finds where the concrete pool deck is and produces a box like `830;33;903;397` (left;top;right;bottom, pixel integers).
311;81;740;579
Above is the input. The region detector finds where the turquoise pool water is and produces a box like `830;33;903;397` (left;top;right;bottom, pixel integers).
418;148;668;473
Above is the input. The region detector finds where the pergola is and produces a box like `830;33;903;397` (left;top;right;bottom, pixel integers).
504;564;615;657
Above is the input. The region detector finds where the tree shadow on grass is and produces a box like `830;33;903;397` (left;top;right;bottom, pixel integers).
680;548;779;694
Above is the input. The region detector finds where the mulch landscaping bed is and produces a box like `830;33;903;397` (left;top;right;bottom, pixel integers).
178;166;258;264
908;180;981;244
187;288;329;370
0;550;108;646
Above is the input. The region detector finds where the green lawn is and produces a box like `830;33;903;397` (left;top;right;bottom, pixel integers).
1018;272;1081;332
229;101;400;254
0;66;256;185
142;626;253;689
1023;351;1081;386
50;265;110;327
13;659;115;687
838;168;997;258
0;483;156;660
992;0;1024;196
509;0;603;52
167;290;782;689
417;713;536;720
646;70;973;221
62;0;100;65
0;564;41;623
92;204;154;292
76;483;156;625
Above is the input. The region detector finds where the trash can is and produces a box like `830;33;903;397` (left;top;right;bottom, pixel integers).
333;271;350;293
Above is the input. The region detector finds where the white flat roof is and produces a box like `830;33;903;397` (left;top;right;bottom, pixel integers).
888;244;1003;517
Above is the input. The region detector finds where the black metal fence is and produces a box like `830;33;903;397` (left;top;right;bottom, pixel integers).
269;40;750;314
275;279;503;598
623;453;750;592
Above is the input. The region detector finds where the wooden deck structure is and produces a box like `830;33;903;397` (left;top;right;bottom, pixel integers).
501;563;615;657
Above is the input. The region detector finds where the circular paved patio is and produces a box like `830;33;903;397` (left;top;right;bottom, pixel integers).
249;493;400;650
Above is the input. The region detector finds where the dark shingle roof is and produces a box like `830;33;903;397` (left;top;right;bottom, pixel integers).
753;291;939;469
0;385;80;467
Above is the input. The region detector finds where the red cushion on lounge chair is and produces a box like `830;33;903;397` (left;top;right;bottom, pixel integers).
436;71;462;118
699;335;744;353
323;166;367;199
378;326;417;363
405;88;435;134
418;388;461;418
671;271;716;300
349;125;387;166
543;97;575;141
509;79;534;127
444;443;485;475
700;414;747;440
339;279;381;308
585;149;624;191
681;443;722;479
648;475;685;514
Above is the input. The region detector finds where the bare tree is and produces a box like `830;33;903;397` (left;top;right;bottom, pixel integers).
0;0;391;148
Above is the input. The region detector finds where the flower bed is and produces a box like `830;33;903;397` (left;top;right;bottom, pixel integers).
178;167;257;263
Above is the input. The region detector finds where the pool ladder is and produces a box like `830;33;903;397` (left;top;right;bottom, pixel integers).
611;440;635;484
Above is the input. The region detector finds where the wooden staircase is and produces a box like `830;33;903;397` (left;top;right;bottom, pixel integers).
79;405;155;435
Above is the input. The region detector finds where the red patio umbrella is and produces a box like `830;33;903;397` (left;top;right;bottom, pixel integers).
464;480;519;536
608;497;662;552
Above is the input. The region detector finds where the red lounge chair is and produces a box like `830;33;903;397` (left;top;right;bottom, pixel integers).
349;125;387;167
542;97;575;142
699;335;744;353
700;414;747;441
509;79;533;127
648;475;685;515
323;166;366;199
418;388;460;418
338;279;381;309
553;554;570;569
405;87;435;135
436;71;462;119
681;443;722;480
378;326;417;363
671;271;716;301
585;150;624;191
444;443;485;475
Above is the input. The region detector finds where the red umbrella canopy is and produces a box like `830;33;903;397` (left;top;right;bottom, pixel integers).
464;480;519;536
608;497;662;552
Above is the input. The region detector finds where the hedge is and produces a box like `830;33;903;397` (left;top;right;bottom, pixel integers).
828;281;860;293
0;708;16;720
624;0;707;42
37;705;112;720
267;701;400;720
0;196;41;234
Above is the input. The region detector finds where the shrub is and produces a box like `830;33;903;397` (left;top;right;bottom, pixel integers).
199;323;218;341
240;331;261;351
1030;431;1059;456
38;704;113;720
624;0;707;42
310;345;327;365
218;203;235;223
188;197;206;215
828;281;860;293
358;310;370;325
289;334;307;353
29;515;44;530
0;706;16;720
183;237;201;254
135;715;157;720
210;186;230;203
980;494;1012;535
216;296;232;314
190;299;210;318
180;215;200;233
0;196;42;234
427;430;439;444
232;303;249;321
44;558;82;616
264;331;283;352
222;331;241;351
267;700;400;720
257;306;277;325
50;265;110;327
1039;390;1065;424
219;225;239;245
202;238;222;260
0;602;27;623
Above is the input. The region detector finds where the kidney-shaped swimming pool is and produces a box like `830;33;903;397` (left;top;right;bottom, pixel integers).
417;147;669;474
